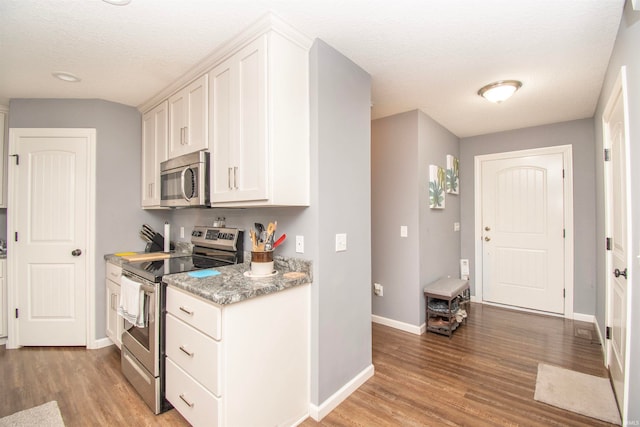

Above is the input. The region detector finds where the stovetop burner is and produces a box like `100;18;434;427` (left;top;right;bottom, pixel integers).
123;226;244;282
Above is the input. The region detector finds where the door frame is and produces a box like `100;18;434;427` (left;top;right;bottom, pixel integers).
6;128;97;349
602;66;631;418
473;145;574;317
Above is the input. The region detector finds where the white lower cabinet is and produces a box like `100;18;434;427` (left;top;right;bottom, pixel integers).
165;284;310;427
105;261;124;349
0;259;6;338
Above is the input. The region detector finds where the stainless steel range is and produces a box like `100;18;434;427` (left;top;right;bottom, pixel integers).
120;226;244;414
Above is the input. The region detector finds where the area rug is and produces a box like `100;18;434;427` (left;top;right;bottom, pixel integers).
0;401;64;427
534;363;621;425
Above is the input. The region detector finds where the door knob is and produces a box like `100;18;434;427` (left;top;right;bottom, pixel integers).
614;268;627;279
484;236;491;242
71;249;82;257
484;226;491;231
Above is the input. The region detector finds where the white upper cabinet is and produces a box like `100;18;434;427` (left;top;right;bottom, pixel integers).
141;101;168;208
168;74;208;159
210;36;267;204
139;14;311;207
0;109;6;208
210;31;309;207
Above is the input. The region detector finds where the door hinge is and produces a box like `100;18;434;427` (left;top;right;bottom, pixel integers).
606;237;612;251
15;308;19;319
563;229;566;238
604;148;611;162
9;154;19;165
606;326;611;340
563;289;566;298
14;231;18;242
562;169;565;178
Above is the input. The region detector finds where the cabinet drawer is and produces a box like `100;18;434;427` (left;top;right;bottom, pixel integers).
166;358;221;427
166;313;221;396
106;262;122;283
166;286;221;340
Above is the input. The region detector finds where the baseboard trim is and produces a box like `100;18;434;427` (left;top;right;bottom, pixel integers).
309;364;374;421
91;337;114;350
371;314;423;335
573;312;595;323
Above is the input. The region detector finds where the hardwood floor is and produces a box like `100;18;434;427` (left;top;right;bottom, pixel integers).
0;303;616;426
302;303;616;427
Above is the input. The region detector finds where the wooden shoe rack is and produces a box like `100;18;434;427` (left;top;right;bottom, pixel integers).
423;278;470;337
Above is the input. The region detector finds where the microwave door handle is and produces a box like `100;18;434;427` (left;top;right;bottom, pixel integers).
180;168;191;202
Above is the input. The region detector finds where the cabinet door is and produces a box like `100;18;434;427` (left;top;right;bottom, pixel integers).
0;260;5;338
141;101;168;207
210;36;268;204
106;279;121;348
168;75;208;159
0;111;6;208
234;37;268;201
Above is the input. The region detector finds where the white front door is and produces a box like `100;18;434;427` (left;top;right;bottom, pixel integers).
481;151;566;314
603;68;630;415
9;128;95;346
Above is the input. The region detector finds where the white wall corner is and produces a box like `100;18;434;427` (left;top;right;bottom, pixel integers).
371;314;423;335
309;364;374;421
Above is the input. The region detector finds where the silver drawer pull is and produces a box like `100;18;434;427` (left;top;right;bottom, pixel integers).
179;306;193;315
179;394;194;408
179;345;194;357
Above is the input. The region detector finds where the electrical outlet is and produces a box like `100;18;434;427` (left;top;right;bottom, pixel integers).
295;235;304;253
373;283;383;296
180;227;185;238
400;225;408;237
335;233;347;252
454;222;460;232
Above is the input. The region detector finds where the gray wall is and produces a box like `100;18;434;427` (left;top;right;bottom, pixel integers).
164;38;373;407
594;3;640;420
371;110;460;327
459;118;597;315
418;111;461;324
8;98;163;340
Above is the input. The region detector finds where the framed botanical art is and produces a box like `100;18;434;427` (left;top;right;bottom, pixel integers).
429;164;445;209
446;155;459;194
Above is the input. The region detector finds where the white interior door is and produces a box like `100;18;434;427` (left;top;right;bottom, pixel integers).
481;152;566;313
9;128;94;346
603;69;629;415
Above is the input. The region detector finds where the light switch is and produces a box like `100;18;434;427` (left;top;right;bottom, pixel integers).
335;233;347;252
454;222;460;232
296;235;304;253
400;226;408;237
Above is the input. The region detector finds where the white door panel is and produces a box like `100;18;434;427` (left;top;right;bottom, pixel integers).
603;68;629;416
482;153;565;314
10;129;93;346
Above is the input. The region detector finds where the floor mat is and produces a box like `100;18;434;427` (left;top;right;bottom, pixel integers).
534;363;621;425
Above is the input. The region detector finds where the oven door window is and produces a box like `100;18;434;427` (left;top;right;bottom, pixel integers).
124;292;151;351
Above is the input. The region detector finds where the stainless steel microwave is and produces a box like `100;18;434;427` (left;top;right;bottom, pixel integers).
160;151;210;207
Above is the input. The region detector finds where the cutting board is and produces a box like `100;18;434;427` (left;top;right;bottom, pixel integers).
118;252;171;262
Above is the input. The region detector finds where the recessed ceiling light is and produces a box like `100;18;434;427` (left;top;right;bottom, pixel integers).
478;80;522;103
52;72;82;83
102;0;132;5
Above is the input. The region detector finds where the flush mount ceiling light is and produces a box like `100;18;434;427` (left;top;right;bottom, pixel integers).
102;0;132;5
52;71;82;83
478;80;522;103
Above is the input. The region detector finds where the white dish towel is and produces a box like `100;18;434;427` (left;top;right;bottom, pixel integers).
118;276;146;327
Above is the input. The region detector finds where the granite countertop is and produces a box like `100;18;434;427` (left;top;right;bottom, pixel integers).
163;256;312;306
105;250;312;306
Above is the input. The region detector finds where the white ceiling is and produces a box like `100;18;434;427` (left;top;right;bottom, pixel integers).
0;0;624;137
